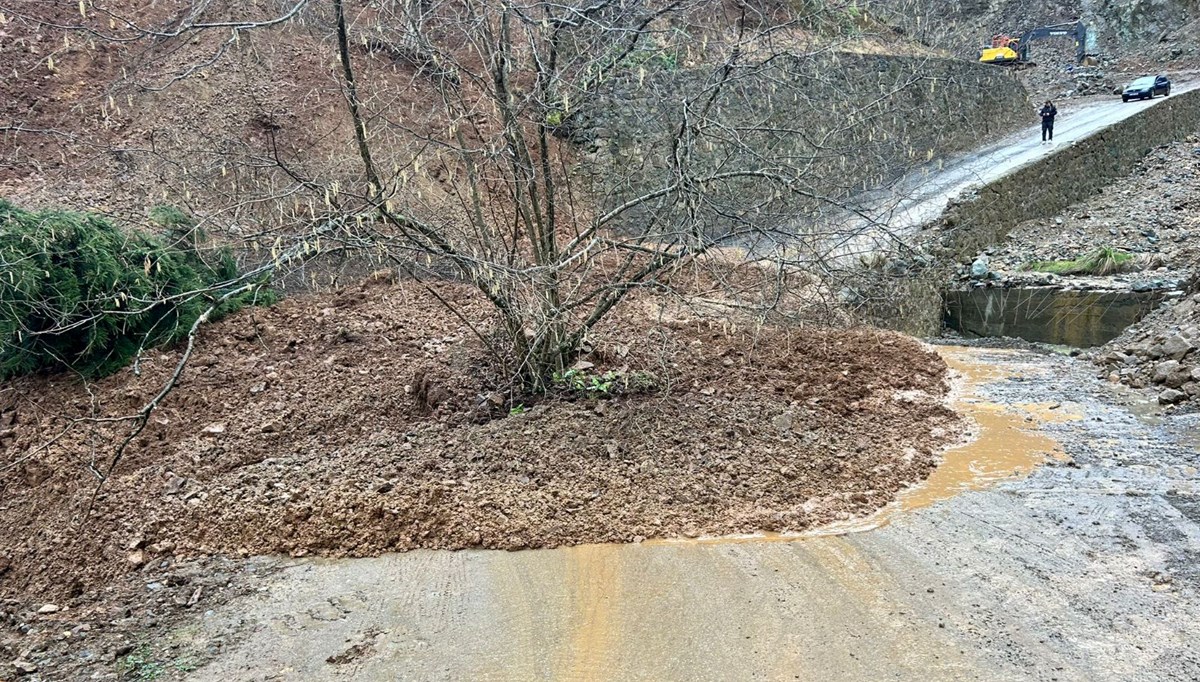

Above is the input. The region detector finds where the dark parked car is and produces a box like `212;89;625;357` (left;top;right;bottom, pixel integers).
1122;75;1171;102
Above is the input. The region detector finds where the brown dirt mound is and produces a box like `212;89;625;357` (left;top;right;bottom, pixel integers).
0;279;961;605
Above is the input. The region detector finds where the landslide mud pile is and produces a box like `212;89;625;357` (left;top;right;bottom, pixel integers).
0;279;961;602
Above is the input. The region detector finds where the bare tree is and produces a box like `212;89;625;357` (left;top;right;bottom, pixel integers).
2;0;978;403
305;0;970;388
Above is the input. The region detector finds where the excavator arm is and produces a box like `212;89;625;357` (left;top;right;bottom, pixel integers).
1016;21;1088;63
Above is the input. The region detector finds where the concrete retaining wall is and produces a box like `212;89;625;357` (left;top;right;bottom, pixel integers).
945;287;1167;347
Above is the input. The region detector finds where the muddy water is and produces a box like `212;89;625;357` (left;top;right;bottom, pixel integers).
885;348;1077;515
192;346;1076;681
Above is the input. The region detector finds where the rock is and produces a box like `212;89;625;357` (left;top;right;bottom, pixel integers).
771;412;794;432
201;423;226;436
127;550;147;567
1166;368;1192;389
11;659;38;674
1184;382;1200;398
37;603;60;614
970;255;989;279
1159;388;1186;404
164;475;187;495
1161;334;1195;360
1153;360;1181;384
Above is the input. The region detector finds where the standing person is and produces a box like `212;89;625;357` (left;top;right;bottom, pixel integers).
1040;100;1058;144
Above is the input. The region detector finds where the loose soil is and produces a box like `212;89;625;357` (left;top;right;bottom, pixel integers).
0;278;960;613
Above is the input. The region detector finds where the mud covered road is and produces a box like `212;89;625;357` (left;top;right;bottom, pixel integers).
178;346;1200;681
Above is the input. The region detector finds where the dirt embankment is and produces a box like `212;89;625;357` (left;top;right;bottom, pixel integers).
0;278;961;607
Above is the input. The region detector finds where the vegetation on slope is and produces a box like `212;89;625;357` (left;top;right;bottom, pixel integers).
1024;246;1135;276
0;200;270;379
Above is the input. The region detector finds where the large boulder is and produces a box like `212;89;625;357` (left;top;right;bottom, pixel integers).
1153;360;1181;384
1159;388;1187;405
1165;368;1193;389
1161;333;1196;361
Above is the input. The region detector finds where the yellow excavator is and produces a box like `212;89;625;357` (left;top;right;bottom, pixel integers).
979;21;1091;67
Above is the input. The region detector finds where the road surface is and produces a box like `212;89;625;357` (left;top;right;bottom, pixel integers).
183;346;1200;680
879;81;1198;231
768;80;1198;262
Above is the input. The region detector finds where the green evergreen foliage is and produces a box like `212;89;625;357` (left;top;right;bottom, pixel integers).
0;200;272;379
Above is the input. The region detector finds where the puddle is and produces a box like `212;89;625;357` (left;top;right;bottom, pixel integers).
652;345;1077;545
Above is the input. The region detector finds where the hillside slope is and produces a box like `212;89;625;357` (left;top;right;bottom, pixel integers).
866;0;1200;99
1;1;1023;235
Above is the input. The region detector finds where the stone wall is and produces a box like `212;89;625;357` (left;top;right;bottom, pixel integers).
570;52;1025;236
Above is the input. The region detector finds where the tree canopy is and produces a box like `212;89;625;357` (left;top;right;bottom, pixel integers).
0;200;268;379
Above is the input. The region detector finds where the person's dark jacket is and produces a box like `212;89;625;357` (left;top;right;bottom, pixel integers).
1040;104;1058;123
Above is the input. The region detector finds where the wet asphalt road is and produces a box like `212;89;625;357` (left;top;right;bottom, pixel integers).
880;82;1199;231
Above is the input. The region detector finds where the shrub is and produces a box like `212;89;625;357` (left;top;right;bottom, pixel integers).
550;367;658;397
0;200;271;379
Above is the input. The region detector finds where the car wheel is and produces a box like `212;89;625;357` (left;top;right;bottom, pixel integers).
1122;95;1129;102
1166;88;1171;97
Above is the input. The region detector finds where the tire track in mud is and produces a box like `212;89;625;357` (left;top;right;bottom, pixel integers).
558;544;621;681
